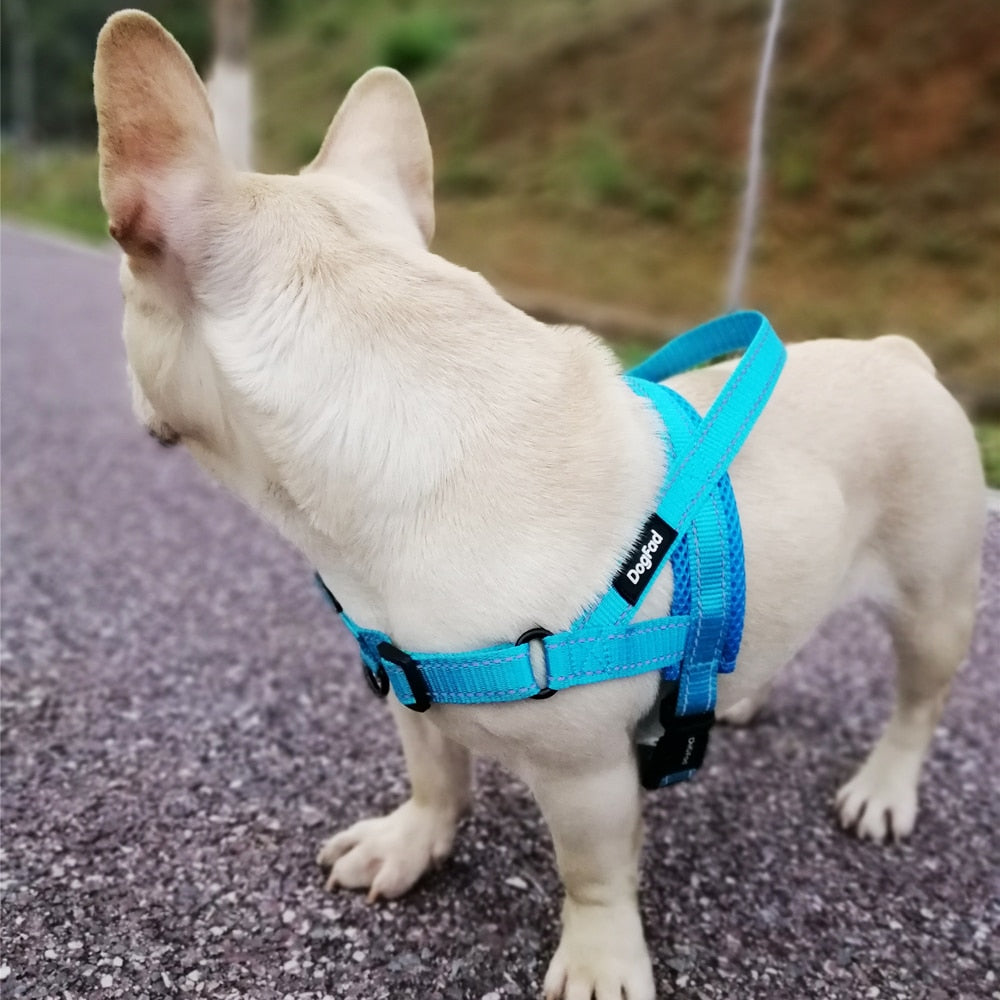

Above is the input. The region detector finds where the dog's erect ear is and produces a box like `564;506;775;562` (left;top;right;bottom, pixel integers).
305;68;434;245
94;10;225;258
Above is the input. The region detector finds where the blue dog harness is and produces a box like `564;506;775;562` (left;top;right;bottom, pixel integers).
316;311;785;788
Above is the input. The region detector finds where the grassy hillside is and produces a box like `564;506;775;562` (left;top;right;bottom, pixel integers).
251;0;1000;392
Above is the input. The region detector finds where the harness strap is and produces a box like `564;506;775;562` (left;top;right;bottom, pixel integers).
314;311;784;748
572;310;781;632
319;587;691;708
635;388;742;787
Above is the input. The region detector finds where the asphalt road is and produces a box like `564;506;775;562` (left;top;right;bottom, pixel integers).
1;224;997;1000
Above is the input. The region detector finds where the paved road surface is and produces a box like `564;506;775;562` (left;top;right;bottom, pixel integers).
2;225;997;1000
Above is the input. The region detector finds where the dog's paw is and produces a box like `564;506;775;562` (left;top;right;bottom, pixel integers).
835;746;920;843
543;902;655;1000
316;799;458;901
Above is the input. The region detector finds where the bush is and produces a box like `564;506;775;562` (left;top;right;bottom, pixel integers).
844;218;896;256
638;185;678;222
437;156;499;197
976;424;1000;488
831;184;882;218
776;144;817;199
374;11;458;79
577;128;633;206
919;230;980;265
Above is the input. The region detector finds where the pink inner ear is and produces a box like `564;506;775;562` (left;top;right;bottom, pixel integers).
96;11;221;258
108;196;164;258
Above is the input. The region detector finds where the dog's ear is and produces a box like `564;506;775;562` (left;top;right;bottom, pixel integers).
94;10;226;259
304;68;434;246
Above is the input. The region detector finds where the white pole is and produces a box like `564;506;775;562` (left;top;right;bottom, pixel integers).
725;0;787;311
205;0;254;170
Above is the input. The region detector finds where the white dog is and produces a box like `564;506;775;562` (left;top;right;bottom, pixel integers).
94;12;986;999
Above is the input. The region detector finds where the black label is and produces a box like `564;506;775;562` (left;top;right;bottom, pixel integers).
613;513;677;605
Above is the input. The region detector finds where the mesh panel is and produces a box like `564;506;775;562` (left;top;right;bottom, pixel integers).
669;534;692;617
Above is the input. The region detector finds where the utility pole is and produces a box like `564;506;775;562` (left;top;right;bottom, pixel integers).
205;0;254;169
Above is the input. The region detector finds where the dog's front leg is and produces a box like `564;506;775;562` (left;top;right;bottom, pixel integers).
317;699;472;900
531;753;655;1000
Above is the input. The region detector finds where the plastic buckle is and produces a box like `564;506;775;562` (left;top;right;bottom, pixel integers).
377;642;432;712
637;693;715;790
516;627;556;700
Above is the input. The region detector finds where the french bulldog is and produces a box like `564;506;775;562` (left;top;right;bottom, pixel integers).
94;12;986;998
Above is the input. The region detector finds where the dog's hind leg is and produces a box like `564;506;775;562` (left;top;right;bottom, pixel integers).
835;371;986;844
836;524;982;843
317;700;472;900
718;678;775;726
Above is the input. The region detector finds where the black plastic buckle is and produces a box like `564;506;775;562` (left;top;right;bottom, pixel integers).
377;642;432;713
637;692;715;790
516;628;556;700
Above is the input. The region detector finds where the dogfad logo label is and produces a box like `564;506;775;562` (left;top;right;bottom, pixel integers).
613;514;677;605
626;529;664;585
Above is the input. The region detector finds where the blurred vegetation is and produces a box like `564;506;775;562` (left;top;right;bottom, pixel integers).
977;425;1000;490
1;149;106;240
0;1;211;142
2;0;998;483
374;9;460;77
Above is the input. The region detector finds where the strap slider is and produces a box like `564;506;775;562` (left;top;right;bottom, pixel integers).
517;628;556;700
377;642;432;712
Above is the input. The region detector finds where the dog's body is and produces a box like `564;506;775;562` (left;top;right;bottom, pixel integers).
95;13;986;999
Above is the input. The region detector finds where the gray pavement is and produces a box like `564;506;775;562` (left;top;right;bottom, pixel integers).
1;224;998;1000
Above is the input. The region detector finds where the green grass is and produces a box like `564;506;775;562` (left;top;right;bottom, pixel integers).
1;148;105;242
576;127;635;206
976;424;1000;490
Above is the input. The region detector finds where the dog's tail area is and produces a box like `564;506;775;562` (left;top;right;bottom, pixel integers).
205;0;253;170
873;334;936;376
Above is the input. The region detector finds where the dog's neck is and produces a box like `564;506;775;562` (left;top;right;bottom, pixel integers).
204;246;665;652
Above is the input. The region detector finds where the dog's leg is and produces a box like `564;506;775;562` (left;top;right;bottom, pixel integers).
317;699;472;900
836;570;979;843
530;752;655;1000
718;678;774;726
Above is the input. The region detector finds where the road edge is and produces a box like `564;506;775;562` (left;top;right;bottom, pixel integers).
1;219;116;260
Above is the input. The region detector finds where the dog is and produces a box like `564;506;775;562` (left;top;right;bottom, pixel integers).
94;12;986;999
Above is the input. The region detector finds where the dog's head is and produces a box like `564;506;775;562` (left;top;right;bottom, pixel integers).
94;10;435;482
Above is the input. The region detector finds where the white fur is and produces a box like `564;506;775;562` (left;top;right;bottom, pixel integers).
96;20;987;998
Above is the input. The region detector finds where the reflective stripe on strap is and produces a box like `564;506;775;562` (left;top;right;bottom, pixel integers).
336;611;691;707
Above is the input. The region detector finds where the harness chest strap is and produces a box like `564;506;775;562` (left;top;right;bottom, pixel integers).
315;310;786;786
